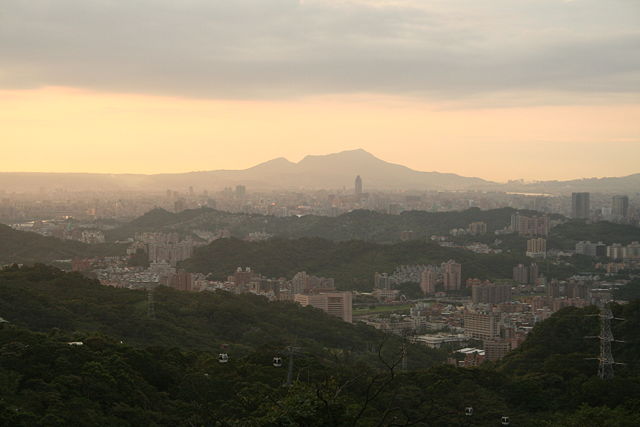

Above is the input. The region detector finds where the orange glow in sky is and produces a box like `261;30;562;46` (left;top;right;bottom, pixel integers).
1;86;639;182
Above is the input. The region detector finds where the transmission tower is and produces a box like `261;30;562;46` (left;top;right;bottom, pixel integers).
147;288;156;320
587;302;623;380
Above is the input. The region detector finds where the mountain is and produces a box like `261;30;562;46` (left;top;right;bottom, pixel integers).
4;149;638;193
0;149;491;192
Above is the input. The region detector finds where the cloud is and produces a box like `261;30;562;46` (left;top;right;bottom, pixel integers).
0;0;638;102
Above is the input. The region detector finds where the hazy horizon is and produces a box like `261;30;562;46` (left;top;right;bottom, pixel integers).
0;146;638;184
1;1;639;181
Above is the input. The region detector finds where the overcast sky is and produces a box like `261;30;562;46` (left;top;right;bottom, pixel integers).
1;0;639;180
1;0;638;100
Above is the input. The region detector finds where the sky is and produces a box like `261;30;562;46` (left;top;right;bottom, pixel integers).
0;0;638;182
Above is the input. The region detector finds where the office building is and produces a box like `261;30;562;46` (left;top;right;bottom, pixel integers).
571;192;590;219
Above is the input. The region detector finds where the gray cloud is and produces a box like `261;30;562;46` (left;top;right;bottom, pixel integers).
0;0;638;101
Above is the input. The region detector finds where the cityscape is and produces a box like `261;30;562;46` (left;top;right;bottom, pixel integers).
1;0;639;425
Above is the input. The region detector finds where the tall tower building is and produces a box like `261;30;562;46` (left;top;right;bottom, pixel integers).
571;192;590;219
355;175;363;196
612;195;629;219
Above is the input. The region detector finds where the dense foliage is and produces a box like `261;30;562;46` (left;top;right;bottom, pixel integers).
106;207;530;243
181;237;576;291
0;224;125;265
548;220;640;249
614;279;640;302
1;266;640;425
0;265;441;364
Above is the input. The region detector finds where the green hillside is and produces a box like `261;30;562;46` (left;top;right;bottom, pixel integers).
106;206;531;243
549;220;640;249
0;224;125;265
0;264;440;365
181;237;576;291
1;267;640;425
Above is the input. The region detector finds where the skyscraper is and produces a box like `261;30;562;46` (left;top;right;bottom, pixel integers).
571;192;590;219
355;175;363;196
612;195;629;219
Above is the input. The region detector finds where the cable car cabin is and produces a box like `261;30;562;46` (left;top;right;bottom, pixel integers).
218;353;229;363
465;407;473;416
273;357;283;367
501;416;510;425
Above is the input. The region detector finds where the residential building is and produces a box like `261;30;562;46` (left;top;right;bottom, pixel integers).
472;283;512;304
571;192;590;219
612;195;629;219
420;268;438;295
463;312;499;340
442;260;462;291
526;238;547;258
294;292;353;323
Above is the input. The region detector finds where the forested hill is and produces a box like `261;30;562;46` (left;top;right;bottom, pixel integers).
0;265;435;362
1;266;640;425
181;237;573;291
0;224;125;265
106;206;532;242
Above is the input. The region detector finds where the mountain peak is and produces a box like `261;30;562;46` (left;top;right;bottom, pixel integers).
298;148;381;165
247;157;296;171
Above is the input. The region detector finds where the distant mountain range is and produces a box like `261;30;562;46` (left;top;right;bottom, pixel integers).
1;149;638;193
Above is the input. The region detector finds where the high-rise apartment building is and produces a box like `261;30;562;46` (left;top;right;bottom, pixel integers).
294;292;353;323
513;264;529;284
571;192;590;219
471;283;512;304
374;272;392;290
355;175;363;196
468;221;487;235
463;312;499;340
510;213;549;236
441;260;462;291
612;195;629;219
420;268;438;295
513;263;539;284
235;185;246;198
526;238;547;258
484;339;511;361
